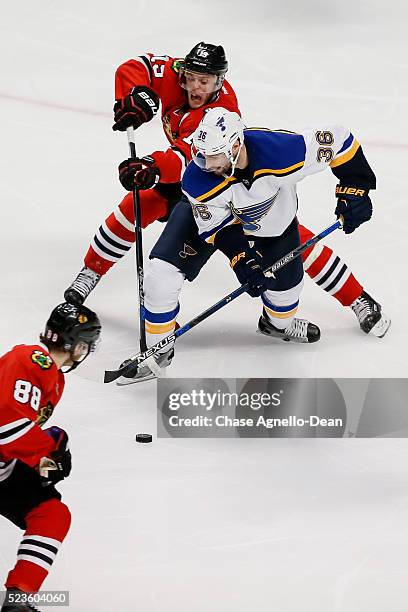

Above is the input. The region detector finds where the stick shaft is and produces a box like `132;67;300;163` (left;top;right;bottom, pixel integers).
127;126;147;352
104;219;341;383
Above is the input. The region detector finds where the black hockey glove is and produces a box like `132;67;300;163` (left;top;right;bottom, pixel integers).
230;249;267;297
39;426;72;485
335;184;372;234
118;155;160;191
112;86;160;132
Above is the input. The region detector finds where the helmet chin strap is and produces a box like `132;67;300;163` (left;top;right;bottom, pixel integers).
62;344;92;373
223;139;243;178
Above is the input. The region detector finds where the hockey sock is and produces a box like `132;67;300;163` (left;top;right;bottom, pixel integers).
299;224;363;307
262;297;298;329
84;190;168;275
261;282;303;330
144;259;184;352
145;306;179;349
5;499;71;593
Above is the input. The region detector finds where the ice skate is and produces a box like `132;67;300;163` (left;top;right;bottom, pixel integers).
1;589;41;612
116;348;174;386
350;291;391;337
257;309;320;343
64;267;101;305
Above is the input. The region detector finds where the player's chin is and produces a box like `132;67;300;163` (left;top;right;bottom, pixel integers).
188;94;205;108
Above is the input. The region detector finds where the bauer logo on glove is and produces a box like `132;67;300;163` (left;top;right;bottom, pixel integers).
335;183;372;234
112;86;160;132
335;185;367;198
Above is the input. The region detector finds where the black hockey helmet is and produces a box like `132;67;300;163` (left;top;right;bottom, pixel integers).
40;302;101;369
184;42;228;76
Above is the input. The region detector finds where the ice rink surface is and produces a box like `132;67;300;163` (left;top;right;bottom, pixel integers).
0;1;407;610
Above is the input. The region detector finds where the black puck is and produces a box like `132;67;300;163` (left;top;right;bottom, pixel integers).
135;433;153;443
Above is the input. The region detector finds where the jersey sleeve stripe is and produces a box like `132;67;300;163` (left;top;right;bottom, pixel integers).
0;419;35;445
336;133;354;155
196;177;237;203
244;128;298;135
0;459;17;482
0;417;31;434
330;138;360;168
254;161;304;178
244;127;273;132
138;55;154;81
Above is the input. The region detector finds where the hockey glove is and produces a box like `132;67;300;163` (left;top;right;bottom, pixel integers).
230;249;267;297
335;184;372;234
39;426;72;485
112;86;160;132
118;156;160;191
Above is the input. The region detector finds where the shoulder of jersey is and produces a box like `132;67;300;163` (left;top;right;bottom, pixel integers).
182;161;237;203
217;79;238;105
169;56;184;74
10;344;56;373
244;128;307;177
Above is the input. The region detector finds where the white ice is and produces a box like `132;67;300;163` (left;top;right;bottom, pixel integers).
0;1;407;610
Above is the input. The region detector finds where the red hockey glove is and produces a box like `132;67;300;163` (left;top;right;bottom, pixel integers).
118;156;160;191
112;86;159;132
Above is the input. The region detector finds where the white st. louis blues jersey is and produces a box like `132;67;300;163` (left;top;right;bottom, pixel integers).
182;126;361;243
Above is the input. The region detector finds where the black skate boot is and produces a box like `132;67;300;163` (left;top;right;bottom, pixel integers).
350;291;391;337
1;589;41;611
257;309;320;343
64;266;101;305
116;348;174;386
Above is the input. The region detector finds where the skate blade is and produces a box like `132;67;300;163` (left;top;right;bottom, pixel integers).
115;356;167;386
116;372;158;386
256;328;308;343
369;313;391;338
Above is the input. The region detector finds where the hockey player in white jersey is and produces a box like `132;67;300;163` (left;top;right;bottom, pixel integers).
122;108;377;381
184;107;376;338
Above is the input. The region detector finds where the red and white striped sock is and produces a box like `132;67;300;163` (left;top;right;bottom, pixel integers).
84;190;168;275
299;225;363;307
5;499;71;593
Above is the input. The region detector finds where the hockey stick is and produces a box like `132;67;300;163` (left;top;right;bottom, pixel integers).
127;126;148;353
126;127;161;378
104;218;342;383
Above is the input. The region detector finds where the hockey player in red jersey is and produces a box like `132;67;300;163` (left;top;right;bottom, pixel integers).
0;303;101;612
63;41;390;338
64;42;237;298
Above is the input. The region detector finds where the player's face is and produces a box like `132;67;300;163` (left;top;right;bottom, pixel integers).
204;152;232;176
183;71;218;108
71;341;90;363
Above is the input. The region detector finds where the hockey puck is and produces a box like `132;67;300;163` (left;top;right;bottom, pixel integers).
135;433;153;443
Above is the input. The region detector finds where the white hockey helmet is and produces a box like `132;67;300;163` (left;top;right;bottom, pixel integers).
192;108;244;174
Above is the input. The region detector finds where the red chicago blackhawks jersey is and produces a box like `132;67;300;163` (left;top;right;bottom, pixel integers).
114;53;240;183
0;344;65;482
